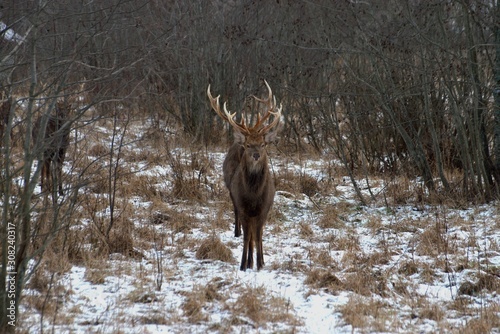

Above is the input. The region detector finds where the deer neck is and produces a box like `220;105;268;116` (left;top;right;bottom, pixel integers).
241;156;269;193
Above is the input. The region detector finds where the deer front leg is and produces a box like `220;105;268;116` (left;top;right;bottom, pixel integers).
255;223;265;270
231;193;241;237
247;230;254;270
55;161;64;195
240;222;251;271
56;150;65;195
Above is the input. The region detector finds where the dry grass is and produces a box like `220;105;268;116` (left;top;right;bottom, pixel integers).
304;269;343;295
16;118;500;333
416;222;449;257
309;248;337;268
276;170;320;197
165;147;218;202
418;301;445;322
317;205;345;229
88;143;109;157
385;176;418;205
458;273;500;296
23;261;75;328
228;285;301;329
343;268;388;297
459;302;500;333
84;258;111;285
195;235;234;263
339;295;394;332
127;174;162;201
107;217;139;257
181;279;228;323
138;311;171;325
126;288;159;304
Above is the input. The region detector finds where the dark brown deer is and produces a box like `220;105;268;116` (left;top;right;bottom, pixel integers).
207;80;282;271
33;101;71;196
0;97;12;142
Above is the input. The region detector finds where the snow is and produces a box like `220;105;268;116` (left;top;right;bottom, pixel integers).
17;121;500;333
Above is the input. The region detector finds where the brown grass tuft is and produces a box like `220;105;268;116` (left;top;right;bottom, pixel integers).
304;269;343;294
84;259;110;285
166;148;216;202
416;222;448;256
88;143;109;157
195;235;234;263
460;302;500;333
343;268;387;296
398;261;419;276
127;174;161;200
276;170;320;197
318;206;345;229
300;174;320;197
458;273;500;296
181;280;227;323
107;217;141;258
229;285;300;328
339;295;392;332
418;301;445;322
299;221;314;238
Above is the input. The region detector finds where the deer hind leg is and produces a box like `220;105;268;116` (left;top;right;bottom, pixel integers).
55;149;65;195
41;158;51;193
247;230;254;269
240;221;257;271
240;223;249;271
52;160;63;196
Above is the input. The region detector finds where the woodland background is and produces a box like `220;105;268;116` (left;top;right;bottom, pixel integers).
0;1;499;332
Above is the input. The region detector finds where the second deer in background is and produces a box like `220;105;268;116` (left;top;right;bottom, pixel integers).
33;101;72;197
207;80;282;271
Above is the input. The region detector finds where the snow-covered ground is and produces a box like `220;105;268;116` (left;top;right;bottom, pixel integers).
19;121;500;333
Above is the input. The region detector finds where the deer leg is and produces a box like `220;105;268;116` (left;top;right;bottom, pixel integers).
234;210;241;237
240;223;250;271
56;150;64;195
247;228;254;270
53;160;63;196
41;159;50;193
230;193;241;237
256;223;265;270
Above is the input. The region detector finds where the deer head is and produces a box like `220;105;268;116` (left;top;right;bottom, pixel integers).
207;80;282;172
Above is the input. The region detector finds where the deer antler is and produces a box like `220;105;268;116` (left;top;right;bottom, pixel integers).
252;80;281;134
207;85;249;135
258;103;281;134
207;80;281;135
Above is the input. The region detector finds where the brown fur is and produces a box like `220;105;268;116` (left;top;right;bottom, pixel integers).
208;81;281;271
223;132;277;271
0;98;12;142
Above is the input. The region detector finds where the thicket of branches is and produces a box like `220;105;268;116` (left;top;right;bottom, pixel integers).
0;0;499;331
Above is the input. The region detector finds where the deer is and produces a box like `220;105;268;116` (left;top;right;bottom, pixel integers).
0;97;12;143
33;100;71;196
207;80;282;271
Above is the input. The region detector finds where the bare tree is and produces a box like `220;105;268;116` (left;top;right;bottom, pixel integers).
0;0;154;331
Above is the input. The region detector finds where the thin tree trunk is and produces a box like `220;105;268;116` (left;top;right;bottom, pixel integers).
493;1;500;190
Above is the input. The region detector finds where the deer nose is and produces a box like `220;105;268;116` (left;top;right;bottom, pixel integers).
253;152;260;160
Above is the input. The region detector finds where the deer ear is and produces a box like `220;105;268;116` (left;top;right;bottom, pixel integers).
264;130;279;144
233;129;246;144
